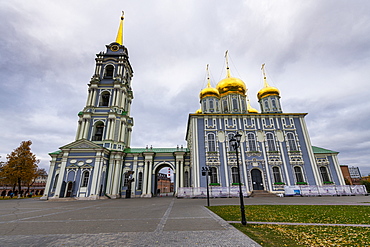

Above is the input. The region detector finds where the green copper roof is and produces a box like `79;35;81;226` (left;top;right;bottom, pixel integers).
312;146;339;154
124;148;189;153
49;150;62;155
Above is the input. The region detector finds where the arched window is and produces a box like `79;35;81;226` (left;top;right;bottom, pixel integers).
209;99;214;109
231;167;240;184
207;133;216;152
320;166;331;183
137;172;143;190
99;91;110;107
272;99;277;109
81;171;89;187
247;132;257;152
266;133;276;152
287;132;298;151
264;100;269;109
203;101;207;111
92;122;104;141
210;167;218;184
273;167;282;183
294;166;304;183
104;65;114;78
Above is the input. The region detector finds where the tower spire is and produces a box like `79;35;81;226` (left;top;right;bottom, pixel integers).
225;50;231;78
115;11;125;45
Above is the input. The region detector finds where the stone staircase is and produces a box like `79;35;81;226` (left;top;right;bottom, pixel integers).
250;190;278;197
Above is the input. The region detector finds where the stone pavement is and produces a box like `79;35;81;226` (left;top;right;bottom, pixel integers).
0;196;260;247
0;195;369;246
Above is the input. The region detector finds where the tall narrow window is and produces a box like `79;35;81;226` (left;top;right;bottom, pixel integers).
320;166;330;182
223;100;228;112
81;171;89;187
247;132;257;151
264;100;269;109
272;99;277;109
207;133;216;152
266;133;276;152
232;98;238;110
294;166;304;183
184;171;189;187
104;65;114;78
99;91;110;106
203;101;207;111
137;172;143;190
210;167;218;184
231;167;240;184
273;167;282;183
287;132;298;151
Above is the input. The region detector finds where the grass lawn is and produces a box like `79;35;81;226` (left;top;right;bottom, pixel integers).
208;205;370;246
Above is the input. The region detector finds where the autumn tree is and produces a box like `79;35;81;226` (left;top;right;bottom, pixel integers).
4;141;40;193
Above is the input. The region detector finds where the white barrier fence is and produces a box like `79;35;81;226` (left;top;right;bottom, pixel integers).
177;185;367;198
284;185;367;196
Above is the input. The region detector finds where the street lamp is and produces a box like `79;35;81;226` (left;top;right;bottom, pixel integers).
229;132;247;225
202;167;211;207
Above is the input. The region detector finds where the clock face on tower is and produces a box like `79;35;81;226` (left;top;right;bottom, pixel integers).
110;45;119;52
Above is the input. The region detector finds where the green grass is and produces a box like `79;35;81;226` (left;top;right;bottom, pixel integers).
208;205;370;224
208;205;370;246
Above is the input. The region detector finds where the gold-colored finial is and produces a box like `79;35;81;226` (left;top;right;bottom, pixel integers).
225;50;231;78
206;64;211;87
261;63;269;88
115;11;125;45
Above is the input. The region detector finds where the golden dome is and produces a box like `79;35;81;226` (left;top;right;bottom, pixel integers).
257;86;280;100
199;83;220;100
195;108;202;114
258;63;280;100
247;98;258;113
216;77;247;96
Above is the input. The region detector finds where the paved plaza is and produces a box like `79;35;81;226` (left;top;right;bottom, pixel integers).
0;196;369;246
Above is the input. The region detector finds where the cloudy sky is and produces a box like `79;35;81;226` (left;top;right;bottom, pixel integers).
1;0;369;176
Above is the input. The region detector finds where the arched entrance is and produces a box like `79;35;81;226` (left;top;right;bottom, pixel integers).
251;169;264;190
154;165;174;197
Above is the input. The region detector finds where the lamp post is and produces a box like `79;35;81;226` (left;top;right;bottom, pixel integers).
229;133;247;225
202;167;211;207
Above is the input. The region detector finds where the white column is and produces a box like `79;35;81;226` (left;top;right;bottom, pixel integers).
92;89;98;107
54;153;68;198
40;158;56;199
142;161;149;196
111;160;121;198
75;120;82;140
180;160;184;188
279;142;291;186
83;118;90;139
146;161;153;196
90;152;102;198
175;162;179;193
86;89;92;106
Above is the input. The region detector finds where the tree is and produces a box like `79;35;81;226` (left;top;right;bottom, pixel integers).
27;168;47;189
4;141;40;194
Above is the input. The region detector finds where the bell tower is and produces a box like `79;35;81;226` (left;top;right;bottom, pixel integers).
75;12;134;150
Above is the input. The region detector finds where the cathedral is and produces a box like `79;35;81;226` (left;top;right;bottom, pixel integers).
42;14;346;200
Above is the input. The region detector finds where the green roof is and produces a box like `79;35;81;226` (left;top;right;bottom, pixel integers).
124;148;189;153
312;146;339;154
49;150;62;155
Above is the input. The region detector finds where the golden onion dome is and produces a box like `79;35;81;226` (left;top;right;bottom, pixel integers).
199;83;220;100
257;86;280;100
216;77;247;96
195;108;202;114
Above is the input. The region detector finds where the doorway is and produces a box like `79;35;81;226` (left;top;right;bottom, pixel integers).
155;166;174;197
65;182;74;197
251;169;264;190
